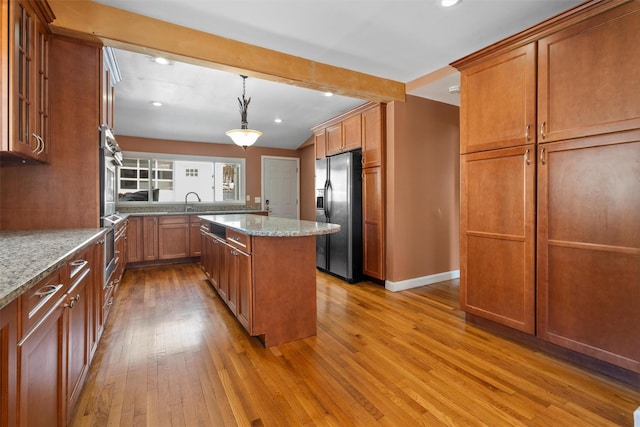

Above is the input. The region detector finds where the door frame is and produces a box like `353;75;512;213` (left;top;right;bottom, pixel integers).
261;156;300;219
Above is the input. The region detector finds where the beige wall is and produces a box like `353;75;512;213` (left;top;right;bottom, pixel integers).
117;135;300;208
386;95;460;283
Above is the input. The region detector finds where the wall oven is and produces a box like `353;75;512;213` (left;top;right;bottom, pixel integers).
99;124;122;283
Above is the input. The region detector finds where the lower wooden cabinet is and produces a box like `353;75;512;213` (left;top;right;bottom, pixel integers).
159;216;190;260
460;145;536;334
126;216;144;263
189;216;202;256
362;166;385;280
234;249;252;331
143;216;159;261
0;300;18;427
18;295;66;427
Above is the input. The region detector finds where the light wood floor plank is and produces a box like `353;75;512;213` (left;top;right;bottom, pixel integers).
69;264;640;426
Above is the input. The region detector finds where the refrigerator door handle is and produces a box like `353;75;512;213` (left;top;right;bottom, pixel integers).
324;180;331;219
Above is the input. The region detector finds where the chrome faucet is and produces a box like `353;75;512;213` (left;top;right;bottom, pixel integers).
184;191;201;212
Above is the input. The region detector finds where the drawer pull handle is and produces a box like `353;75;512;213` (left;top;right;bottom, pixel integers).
35;284;63;298
524;149;531;165
540;121;547;139
70;259;87;267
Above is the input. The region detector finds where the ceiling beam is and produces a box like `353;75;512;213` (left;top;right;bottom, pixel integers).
47;0;405;103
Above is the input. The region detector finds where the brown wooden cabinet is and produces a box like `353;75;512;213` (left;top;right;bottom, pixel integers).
362;166;385;280
2;0;54;163
536;134;640;372
189;215;202;256
537;2;640;144
453;0;640;373
65;252;92;422
325;115;362;156
158;215;190;260
325;123;343;156
0;300;18;427
460;44;536;154
361;105;384;168
459;145;536;334
126;216;144;263
142;216;158;261
314;128;326;159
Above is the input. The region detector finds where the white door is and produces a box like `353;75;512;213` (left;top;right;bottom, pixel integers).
262;156;299;219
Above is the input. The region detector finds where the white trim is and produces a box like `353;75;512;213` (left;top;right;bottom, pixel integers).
384;270;460;292
261;156;300;219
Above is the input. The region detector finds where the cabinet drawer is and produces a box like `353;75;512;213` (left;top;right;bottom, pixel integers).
67;246;92;283
159;215;189;225
226;229;251;253
19;269;65;338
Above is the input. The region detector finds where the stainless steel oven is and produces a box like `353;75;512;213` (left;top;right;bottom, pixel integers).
99;124;122;222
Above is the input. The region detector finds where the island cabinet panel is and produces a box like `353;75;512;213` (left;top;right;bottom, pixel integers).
537;135;640;372
251;236;316;346
223;244;238;315
0;300;18;427
460;145;536;334
126;216;143;263
537;2;640;144
460;43;536;154
235;249;252;331
158;215;190;260
189;216;201;256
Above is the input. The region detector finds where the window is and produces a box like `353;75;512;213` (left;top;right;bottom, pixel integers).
117;152;245;204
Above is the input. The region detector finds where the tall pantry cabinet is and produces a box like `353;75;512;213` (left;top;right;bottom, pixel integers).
453;0;640;375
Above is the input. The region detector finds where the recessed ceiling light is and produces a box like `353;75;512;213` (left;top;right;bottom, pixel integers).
153;57;170;65
274;118;282;124
441;0;461;7
151;101;163;107
324;92;333;97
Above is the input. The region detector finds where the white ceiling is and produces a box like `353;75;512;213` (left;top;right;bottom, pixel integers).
98;0;584;150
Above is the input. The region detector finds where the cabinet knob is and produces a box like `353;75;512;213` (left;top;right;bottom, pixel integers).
540;121;547;139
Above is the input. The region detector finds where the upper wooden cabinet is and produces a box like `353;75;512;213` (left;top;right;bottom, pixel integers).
314;128;326;159
537;2;640;143
460;43;536;154
361;104;384;168
325;123;343;156
101;47;120;130
2;0;55;162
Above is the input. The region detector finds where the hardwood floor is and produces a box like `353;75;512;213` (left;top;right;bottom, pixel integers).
70;263;639;426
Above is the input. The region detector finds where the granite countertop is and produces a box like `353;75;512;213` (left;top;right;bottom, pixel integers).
199;214;340;237
126;210;268;217
0;229;105;310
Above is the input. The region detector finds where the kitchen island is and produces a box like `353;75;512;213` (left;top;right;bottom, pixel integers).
199;214;339;346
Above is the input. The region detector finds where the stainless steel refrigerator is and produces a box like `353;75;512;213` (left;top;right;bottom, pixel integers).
315;150;363;283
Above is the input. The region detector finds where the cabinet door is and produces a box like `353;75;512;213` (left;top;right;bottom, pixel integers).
225;245;238;314
362;105;384;168
217;242;229;302
537;3;640;144
460;145;536;334
342;114;362;152
211;238;224;291
158;218;189;260
537;135;640;372
142;216;158;261
189;221;201;256
362;166;385;280
66;268;91;420
325;123;343;156
18;297;67;427
200;232;210;277
126;216;144;263
460;43;536;154
235;250;252;332
0;300;18;427
314;129;326;160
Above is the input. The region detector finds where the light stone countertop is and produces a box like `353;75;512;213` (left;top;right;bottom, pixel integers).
199;214;340;237
0;229;105;310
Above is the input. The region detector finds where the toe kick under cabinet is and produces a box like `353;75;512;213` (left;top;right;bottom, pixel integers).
453;0;640;379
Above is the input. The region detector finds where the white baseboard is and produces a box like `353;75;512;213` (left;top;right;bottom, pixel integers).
384;270;460;292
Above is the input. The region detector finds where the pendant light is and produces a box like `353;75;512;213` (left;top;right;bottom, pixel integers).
226;75;262;149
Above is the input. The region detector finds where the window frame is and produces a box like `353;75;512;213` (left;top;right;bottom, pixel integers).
116;151;246;206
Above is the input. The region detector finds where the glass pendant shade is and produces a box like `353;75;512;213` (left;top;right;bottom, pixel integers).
225;128;262;147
